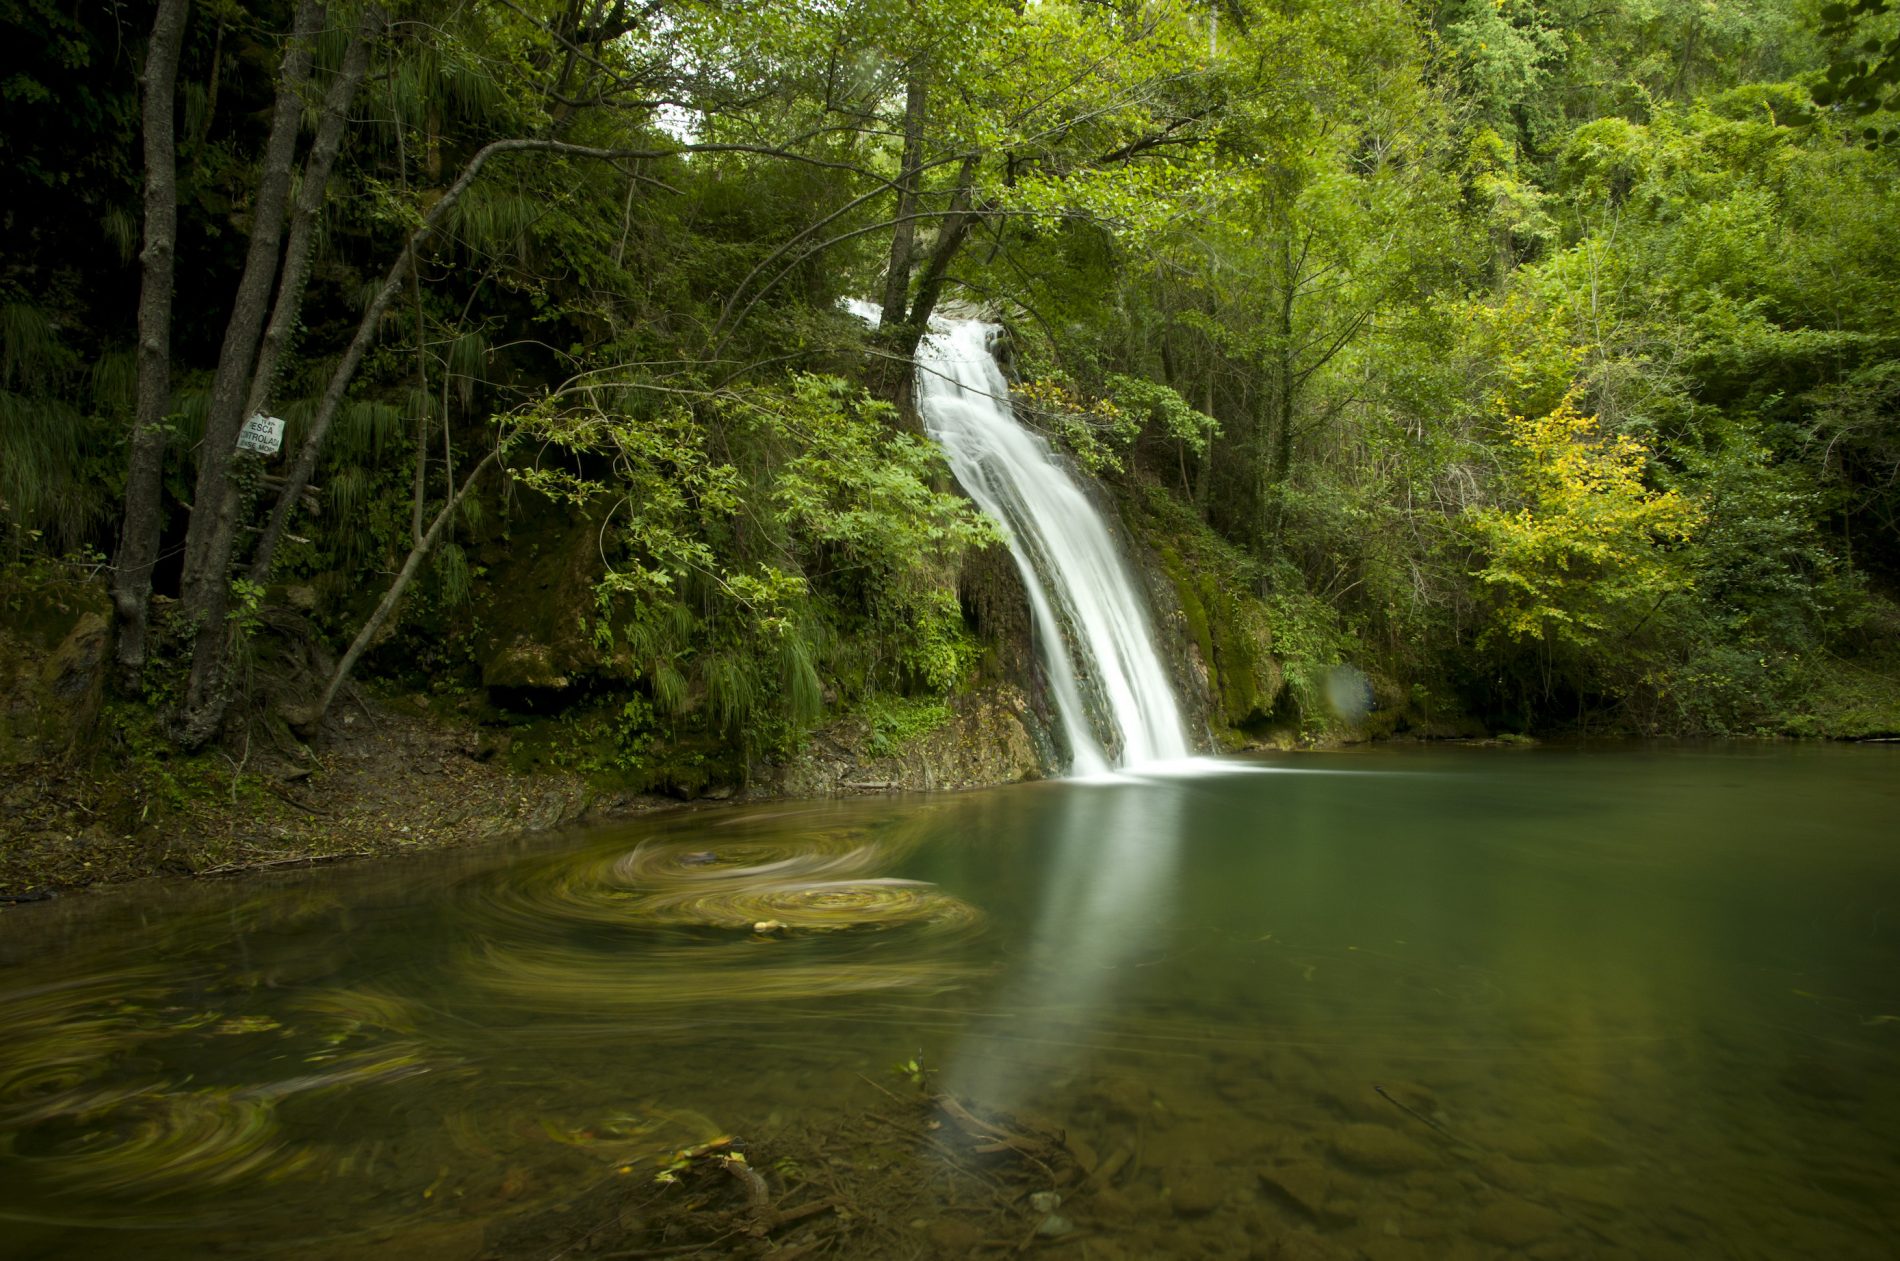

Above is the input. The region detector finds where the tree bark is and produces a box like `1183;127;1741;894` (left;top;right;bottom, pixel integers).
1261;257;1296;546
903;158;980;341
245;5;380;423
293;449;499;731
878;68;928;328
873;156;981;418
112;0;191;682
175;0;324;741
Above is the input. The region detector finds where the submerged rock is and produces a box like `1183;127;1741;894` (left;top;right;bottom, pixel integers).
1470;1196;1565;1247
1329;1123;1435;1174
1257;1162;1356;1226
1476;1156;1536;1193
927;1219;986;1250
1268;1230;1355;1261
1035;1212;1075;1237
1168;1164;1224;1216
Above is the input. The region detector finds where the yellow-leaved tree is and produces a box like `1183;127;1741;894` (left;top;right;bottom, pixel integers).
1465;393;1702;653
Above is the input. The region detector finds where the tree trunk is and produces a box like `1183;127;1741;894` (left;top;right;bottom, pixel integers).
879;68;927;328
903;158;980;342
175;0;324;743
245;5;380;423
292;449;499;732
1195;353;1215;515
1261;234;1297;546
409;276;431;547
112;0;191;683
875;155;980;420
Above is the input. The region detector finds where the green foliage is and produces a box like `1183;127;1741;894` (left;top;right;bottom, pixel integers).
0;303;120;553
1464;394;1702;652
763;374;997;692
858;696;953;760
493;370;991;769
5;0;1895;759
1811;0;1900;144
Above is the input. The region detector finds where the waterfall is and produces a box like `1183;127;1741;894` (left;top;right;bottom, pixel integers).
908;316;1193;774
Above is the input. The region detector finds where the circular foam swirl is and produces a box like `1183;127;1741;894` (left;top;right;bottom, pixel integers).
630;877;982;934
454;827;984;1010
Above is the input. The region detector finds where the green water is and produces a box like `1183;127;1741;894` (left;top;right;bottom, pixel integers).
2;744;1896;1259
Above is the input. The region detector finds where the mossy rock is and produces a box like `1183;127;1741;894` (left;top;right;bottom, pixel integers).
1;579;111;766
473;492;617;695
1151;539;1283;734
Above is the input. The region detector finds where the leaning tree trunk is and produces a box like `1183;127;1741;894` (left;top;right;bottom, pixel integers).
244;5;380;424
175;0;324;745
111;0;191;683
902;159;980;339
247;143;517;587
290;449;499;732
876;155;979;421
879;68;928;327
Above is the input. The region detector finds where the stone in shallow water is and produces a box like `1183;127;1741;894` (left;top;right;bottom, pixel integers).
1257;1162;1356;1226
1168;1164;1224;1216
1269;1230;1355;1261
1476;1156;1536;1193
360;1221;487;1261
927;1218;987;1251
1469;1196;1565;1247
1358;1238;1449;1261
1329;1123;1436;1174
1542;1127;1620;1166
1085;1075;1154;1124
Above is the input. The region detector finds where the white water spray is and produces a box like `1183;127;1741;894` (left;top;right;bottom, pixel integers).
901;314;1192;773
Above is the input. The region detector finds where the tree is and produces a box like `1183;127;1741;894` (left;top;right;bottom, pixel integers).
110;0;190;683
1464;391;1701;657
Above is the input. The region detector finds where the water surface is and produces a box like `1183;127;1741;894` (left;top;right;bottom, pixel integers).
3;744;1896;1259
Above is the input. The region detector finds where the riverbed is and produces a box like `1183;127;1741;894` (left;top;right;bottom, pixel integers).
2;743;1895;1259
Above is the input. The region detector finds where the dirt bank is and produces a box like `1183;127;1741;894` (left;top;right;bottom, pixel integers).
0;676;1058;900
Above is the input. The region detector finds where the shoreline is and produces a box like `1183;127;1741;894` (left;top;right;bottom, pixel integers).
8;694;1890;903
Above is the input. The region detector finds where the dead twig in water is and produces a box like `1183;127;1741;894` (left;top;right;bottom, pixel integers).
857;1071;909;1105
720;1153;775;1233
1374;1083;1477;1153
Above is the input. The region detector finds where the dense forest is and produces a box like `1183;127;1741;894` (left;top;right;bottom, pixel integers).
3;0;1899;819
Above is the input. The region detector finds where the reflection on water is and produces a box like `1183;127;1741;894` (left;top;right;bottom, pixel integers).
1;744;1897;1258
943;774;1186;1109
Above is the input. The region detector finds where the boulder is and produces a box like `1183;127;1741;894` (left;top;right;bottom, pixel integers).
1;581;109;766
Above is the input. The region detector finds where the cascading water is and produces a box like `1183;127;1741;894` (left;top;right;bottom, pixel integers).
906;314;1193;774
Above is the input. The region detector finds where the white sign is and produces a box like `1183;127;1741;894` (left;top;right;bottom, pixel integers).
236;413;285;456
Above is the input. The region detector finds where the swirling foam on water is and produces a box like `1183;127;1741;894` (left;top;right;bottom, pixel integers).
455;832;987;1011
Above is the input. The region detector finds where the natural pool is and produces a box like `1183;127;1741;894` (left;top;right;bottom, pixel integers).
2;743;1896;1259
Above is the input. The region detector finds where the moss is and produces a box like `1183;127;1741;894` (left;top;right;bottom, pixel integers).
1209;583;1281;729
1157;543;1215;667
1;568;111;766
471;492;615;692
1134;488;1286;738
